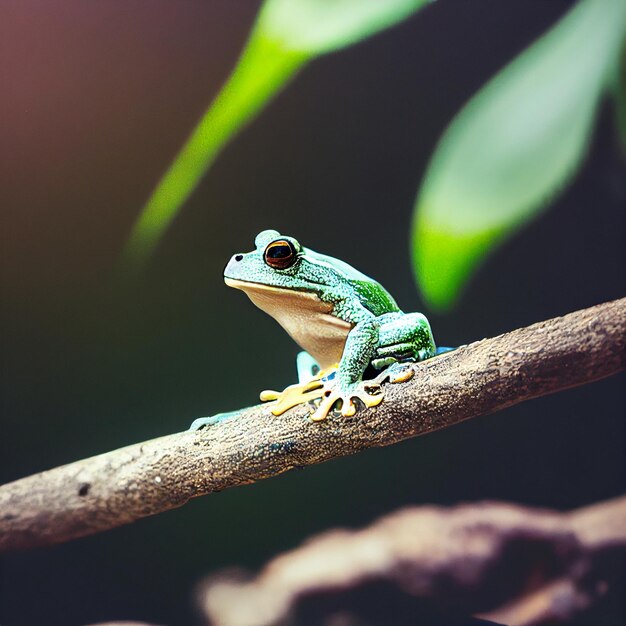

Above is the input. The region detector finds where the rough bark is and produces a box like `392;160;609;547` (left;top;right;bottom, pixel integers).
0;298;624;552
197;496;626;626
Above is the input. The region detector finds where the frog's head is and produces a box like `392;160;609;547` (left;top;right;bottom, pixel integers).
224;229;349;293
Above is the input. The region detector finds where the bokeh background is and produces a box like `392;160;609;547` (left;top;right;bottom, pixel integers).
1;1;624;624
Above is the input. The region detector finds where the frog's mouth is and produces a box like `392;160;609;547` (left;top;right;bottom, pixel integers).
224;278;330;311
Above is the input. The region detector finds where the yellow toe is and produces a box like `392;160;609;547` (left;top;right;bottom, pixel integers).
341;400;356;417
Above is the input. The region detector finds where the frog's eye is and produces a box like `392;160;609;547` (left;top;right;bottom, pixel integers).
264;239;298;270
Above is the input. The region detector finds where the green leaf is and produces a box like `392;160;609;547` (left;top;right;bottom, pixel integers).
125;0;430;268
257;0;430;55
412;0;626;311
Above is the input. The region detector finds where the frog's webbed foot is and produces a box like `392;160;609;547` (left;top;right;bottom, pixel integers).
260;367;384;422
312;363;414;422
260;374;327;416
310;363;415;422
309;375;384;422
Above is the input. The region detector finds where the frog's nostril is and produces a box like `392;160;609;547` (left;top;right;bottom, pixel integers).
234;254;243;262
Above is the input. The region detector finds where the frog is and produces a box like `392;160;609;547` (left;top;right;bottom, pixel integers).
191;229;452;428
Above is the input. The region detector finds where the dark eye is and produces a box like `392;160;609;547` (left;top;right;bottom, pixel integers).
264;239;297;269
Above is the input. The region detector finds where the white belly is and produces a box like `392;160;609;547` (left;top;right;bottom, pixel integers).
225;279;352;369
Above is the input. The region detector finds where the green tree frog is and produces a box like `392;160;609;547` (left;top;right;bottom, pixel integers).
192;229;451;428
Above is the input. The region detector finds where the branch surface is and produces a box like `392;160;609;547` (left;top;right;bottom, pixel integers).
197;496;626;626
1;298;624;551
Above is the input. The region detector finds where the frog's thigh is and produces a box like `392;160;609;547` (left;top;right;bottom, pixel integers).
377;313;435;354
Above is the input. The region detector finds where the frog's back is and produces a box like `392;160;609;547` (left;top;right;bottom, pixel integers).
306;249;400;316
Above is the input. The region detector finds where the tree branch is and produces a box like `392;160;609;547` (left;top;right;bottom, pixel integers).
1;298;624;552
196;496;626;626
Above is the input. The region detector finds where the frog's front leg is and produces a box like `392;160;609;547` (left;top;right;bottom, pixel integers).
260;321;382;421
309;318;383;421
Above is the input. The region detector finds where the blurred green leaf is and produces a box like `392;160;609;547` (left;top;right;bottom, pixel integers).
125;0;430;267
412;0;626;311
257;0;430;55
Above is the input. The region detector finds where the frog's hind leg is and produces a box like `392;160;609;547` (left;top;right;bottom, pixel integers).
368;313;437;385
374;312;436;366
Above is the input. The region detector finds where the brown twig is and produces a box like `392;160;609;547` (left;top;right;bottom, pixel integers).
197;496;626;626
0;298;624;552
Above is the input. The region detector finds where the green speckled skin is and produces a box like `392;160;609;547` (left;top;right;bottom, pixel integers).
224;230;436;411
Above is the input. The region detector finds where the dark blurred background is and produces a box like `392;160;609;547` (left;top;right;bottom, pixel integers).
0;1;624;624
